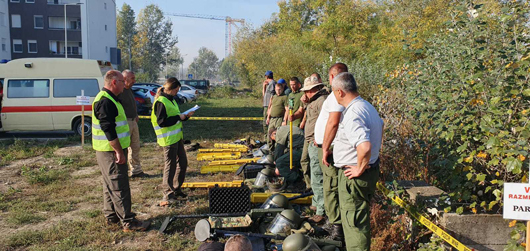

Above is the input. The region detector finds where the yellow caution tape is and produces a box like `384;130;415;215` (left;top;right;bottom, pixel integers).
197;152;241;161
209;158;259;166
251;193;313;204
377;182;474;251
138;116;262;121
181;180;244;188
200;165;240;174
199;148;247;153
214;143;249;150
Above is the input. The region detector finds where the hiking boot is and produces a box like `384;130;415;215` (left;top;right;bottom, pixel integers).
174;190;188;200
122;219;150;232
309;214;326;224
106;217;120;226
130;172;149;178
330;224;344;241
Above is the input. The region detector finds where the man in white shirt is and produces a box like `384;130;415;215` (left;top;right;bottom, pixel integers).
332;72;383;251
313;62;348;240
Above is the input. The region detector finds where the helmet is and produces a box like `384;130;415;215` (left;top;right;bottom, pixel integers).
257;154;274;164
282;233;322;251
267;209;302;235
260;194;292;209
254;167;276;187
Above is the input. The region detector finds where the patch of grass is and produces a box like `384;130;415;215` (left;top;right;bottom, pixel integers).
20;166;69;185
57;156;75;166
5;230;45;248
83;209;102;218
6;210;47;225
0;139;69;166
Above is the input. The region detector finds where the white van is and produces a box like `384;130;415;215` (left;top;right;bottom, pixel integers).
0;58;113;136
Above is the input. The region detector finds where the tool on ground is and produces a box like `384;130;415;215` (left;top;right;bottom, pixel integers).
200;164;240;174
181;180;244;188
251;191;314;204
288;98;294;170
195;218;287;242
197;152;241;161
209;158;260;165
199;148;247;153
214;143;249;151
235;162;274;178
160;208;284;234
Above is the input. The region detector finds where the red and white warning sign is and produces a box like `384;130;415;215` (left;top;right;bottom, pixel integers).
504;183;530;220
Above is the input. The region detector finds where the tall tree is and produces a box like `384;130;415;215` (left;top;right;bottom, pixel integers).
134;4;177;82
188;47;219;80
163;45;184;79
218;56;239;83
116;3;136;71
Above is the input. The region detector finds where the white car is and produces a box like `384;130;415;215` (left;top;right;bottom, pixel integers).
131;85;157;104
179;84;198;101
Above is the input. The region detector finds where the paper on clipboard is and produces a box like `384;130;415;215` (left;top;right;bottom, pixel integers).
182;105;200;115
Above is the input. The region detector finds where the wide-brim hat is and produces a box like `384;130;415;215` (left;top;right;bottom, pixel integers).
300;76;323;91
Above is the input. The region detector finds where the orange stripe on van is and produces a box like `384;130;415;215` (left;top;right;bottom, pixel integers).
2;105;92;113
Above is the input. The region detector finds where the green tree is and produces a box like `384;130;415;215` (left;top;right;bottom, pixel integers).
188;47;219;80
218;56;239;83
163;45;184;79
134;4;177;82
116;3;136;71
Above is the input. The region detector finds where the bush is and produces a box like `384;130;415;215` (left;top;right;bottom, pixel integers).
378;1;530;214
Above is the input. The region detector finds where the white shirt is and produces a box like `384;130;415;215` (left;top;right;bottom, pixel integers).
314;93;344;145
334;96;384;167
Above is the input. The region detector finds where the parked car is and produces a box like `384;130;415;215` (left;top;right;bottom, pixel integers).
131;85;156;104
175;93;187;105
179;84;198;100
180;80;210;94
132;90;151;115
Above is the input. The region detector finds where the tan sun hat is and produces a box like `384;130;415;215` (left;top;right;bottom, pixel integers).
300;76;323;91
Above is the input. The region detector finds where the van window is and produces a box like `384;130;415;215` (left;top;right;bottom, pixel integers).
53;79;99;97
7;79;49;98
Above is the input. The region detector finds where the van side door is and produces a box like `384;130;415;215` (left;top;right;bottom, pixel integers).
1;79;53;131
51;78;100;130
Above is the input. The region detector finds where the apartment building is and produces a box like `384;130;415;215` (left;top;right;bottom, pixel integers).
0;0;11;61
7;0;119;64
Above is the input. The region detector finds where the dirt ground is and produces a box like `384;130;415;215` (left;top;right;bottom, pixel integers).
0;139;247;250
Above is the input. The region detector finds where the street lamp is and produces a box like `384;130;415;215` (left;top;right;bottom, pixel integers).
64;2;83;58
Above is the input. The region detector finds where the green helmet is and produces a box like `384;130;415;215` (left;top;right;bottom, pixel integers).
267;209;302;235
281;209;302;227
282;233;322;251
261;167;275;177
266;154;274;163
260;193;292;209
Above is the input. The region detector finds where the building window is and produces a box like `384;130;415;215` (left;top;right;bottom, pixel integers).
26;0;35;3
34;15;43;29
10;0;20;3
0;12;5;27
11;14;21;28
12;39;22;53
1;38;6;52
28;40;37;53
104;24;107;31
47;0;59;4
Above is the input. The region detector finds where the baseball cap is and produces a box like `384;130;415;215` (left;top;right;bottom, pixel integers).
300;76;323;91
277;78;286;84
265;71;273;77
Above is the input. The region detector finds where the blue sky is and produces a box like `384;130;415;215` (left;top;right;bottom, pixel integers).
115;0;280;68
